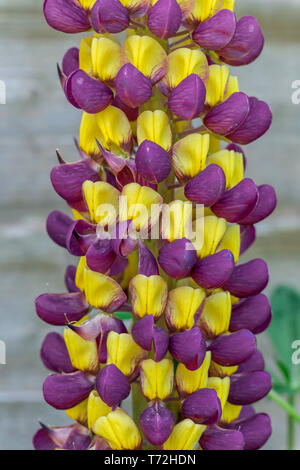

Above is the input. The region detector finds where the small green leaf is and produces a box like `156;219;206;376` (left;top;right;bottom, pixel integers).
114;311;132;321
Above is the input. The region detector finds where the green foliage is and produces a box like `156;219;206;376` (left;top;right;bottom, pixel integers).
269;285;300;394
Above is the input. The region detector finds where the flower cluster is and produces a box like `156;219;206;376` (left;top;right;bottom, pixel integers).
34;0;276;451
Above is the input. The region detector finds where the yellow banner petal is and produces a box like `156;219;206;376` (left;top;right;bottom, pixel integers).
87;390;111;430
64;328;99;374
163;419;206;450
200;291;231;337
165;286;206;331
140;359;174;400
172;133;210;183
106;332;146;377
130;274;168;319
137;110;172;151
176;351;211;396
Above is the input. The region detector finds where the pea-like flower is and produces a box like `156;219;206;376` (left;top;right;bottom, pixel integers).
35;0;275;451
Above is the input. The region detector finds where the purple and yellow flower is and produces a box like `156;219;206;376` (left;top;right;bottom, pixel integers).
35;0;275;451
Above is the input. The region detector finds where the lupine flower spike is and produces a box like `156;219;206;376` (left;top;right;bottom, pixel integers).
35;0;275;451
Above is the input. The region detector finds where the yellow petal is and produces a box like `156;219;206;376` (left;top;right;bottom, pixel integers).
205;65;230;107
207;376;230;410
130;274;168;319
161;200;193;242
65;398;88;425
78;0;97;9
209;134;221;154
163;419;206;450
217;224;240;263
225;75;239;100
79;112;103;157
140;359;174;400
120;182;163;232
91;36;122;82
79;36;93;74
165;286;206;331
200;291;231;337
163;48;209;91
95;106;132;154
82;180;120;225
123;35;167;83
106;332;146;377
210;361;238;377
172;133;210;182
64;328;99;374
93;408;142;450
196;215;227;258
206;149;244;190
137;110;172;151
83;268;126;312
120;249;138;290
221;402;242;424
223;0;235;11
175;351;211;396
75;256;87;292
87;390;111;430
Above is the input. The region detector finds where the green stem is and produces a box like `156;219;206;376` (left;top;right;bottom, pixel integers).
268;389;300;427
287;395;295;450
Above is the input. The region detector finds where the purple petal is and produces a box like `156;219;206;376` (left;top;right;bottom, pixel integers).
116;63;152;108
140;401;175;446
239;184;277;225
203;92;250;136
65;70;113;113
132;315;154;351
69;314;126;343
223;258;269;298
113;95;139;122
62;47;79;77
228;413;272;450
33;428;57;450
168;74;206;120
41;332;75;374
200;426;244;450
182;389;222;425
62;425;91;450
66;219;97;256
50;159;99;205
148;0;182;39
230;294;272;334
169;327;206;371
240;225;256;255
135;140;171;184
35;424;73;449
111;220;137;258
46;210;73;248
191;250;235;290
109;256;129;276
86;239;116;274
209;329;256;367
90;0;130;34
218;16;264;66
153;327;169;361
227;97;272;145
138;241;159;276
43;371;95;410
35;292;89;326
96;364;130;408
237;350;265;374
65;265;80;293
212;178;258;223
184;164;226;206
193;9;236;50
228;371;272;405
43;0;90;34
158;238;197;279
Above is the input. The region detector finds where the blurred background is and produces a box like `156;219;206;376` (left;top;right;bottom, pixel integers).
0;0;299;450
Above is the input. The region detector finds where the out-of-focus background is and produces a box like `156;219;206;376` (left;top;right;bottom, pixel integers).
0;0;299;450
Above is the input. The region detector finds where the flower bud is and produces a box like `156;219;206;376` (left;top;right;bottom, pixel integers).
193;9;236;50
184;164;226;206
148;0;182;39
158;238;197;279
182;389;222;425
43;371;95;410
43;0;90;34
140;401;175;446
168;74;206;120
169;327;206;371
90;0;130;33
96;364;131;408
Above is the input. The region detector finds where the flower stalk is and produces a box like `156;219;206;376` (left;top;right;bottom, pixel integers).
34;0;277;451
